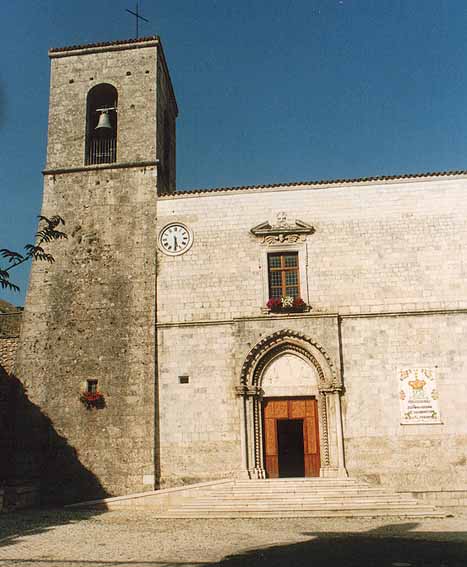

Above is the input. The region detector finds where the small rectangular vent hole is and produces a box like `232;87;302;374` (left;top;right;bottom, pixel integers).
179;375;189;384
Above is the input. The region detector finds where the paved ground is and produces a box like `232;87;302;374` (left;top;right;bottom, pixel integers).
0;507;466;566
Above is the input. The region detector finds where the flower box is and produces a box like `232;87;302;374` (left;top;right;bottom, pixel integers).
266;296;309;314
80;390;105;410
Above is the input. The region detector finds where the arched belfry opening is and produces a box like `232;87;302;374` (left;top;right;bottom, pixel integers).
236;329;348;479
85;83;118;165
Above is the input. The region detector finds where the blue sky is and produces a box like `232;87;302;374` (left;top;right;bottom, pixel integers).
2;0;467;304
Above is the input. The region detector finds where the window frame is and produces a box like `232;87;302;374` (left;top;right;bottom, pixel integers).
87;379;98;394
259;242;309;309
267;251;301;299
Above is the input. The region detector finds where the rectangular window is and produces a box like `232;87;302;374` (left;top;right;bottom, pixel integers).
268;252;300;299
87;379;98;394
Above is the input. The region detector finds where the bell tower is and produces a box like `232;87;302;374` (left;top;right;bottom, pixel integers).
45;35;177;190
15;37;177;503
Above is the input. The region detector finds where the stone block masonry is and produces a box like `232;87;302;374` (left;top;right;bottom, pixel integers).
342;311;467;493
13;37;176;503
156;176;467;322
15;165;159;502
155;175;467;492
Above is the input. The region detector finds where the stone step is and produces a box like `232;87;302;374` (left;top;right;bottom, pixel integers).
162;478;445;519
234;476;362;485
233;479;361;486
169;502;442;511
206;494;400;501
190;497;409;505
234;476;362;484
179;497;420;506
211;487;384;491
215;480;371;486
223;484;367;491
67;478;446;518
175;503;420;512
158;507;446;519
173;499;422;510
208;488;395;496
186;489;416;498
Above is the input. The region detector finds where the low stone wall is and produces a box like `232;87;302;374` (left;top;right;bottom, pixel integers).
0;339;18;493
0;310;28;511
0;337;19;374
0;311;22;339
0;484;40;512
67;479;233;510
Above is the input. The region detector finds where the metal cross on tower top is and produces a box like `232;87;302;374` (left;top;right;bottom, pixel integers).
126;1;149;38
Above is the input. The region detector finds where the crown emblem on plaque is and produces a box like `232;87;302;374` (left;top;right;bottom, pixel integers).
408;378;426;390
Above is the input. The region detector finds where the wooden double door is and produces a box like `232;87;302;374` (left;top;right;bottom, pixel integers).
263;397;320;478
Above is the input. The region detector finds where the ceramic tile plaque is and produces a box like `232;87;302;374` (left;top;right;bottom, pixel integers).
399;368;442;424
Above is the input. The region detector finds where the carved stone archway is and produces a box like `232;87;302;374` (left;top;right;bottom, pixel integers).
236;329;347;479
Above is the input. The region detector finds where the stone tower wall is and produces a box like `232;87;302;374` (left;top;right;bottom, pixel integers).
14;38;175;503
47;41;155;169
156;48;177;193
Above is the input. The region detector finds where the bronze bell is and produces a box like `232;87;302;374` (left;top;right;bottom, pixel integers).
95;110;112;130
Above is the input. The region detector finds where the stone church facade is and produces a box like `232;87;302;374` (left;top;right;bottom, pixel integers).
6;36;467;504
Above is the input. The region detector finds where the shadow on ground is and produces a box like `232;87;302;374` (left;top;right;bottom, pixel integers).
1;365;108;549
214;522;467;567
0;518;465;566
0;507;106;550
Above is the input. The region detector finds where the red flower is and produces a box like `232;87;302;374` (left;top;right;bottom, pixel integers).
81;391;103;401
266;297;308;312
266;298;282;309
80;390;105;409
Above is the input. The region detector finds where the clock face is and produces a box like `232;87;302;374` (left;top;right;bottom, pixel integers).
158;223;193;256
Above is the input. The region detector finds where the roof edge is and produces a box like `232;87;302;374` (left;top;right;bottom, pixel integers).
159;169;467;197
49;36;159;57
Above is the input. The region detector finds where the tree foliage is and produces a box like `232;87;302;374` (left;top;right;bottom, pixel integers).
0;215;67;292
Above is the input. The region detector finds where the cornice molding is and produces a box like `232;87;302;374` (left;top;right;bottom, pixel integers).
43;160;159;176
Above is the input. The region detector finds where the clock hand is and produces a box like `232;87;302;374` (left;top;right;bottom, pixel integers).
174;236;178;250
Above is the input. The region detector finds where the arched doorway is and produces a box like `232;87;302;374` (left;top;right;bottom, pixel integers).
237;329;347;479
262;354;320;477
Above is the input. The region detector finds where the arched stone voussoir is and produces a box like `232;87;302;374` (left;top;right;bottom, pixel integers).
240;328;340;392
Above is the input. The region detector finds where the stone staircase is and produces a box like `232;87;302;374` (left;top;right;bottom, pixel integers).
157;477;446;518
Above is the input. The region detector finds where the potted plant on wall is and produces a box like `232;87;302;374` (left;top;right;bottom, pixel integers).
266;296;309;314
80;389;106;410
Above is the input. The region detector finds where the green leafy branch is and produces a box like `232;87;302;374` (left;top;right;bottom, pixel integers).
0;215;67;292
